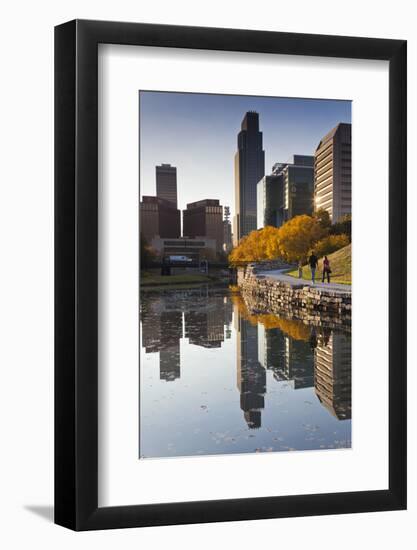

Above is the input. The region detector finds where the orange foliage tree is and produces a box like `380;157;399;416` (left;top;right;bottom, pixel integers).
228;226;281;266
277;214;326;263
229;215;331;266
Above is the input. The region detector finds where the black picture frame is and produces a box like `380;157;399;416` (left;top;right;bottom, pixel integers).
55;19;407;531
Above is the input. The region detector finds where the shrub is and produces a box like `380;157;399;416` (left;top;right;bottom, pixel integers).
313;234;350;258
330;214;352;239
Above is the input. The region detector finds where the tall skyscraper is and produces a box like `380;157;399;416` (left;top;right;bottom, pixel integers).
182;199;223;254
233;112;265;244
156;163;178;207
314;123;352;222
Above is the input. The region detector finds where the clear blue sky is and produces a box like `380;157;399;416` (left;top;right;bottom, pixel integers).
139;91;351;218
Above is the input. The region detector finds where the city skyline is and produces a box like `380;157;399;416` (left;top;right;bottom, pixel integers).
139;91;352;220
139;91;352;460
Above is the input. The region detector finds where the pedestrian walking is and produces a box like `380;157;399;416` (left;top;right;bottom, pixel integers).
308;252;318;284
322;255;331;283
298;260;303;279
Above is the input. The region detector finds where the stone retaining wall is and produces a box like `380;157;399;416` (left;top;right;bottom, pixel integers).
237;266;351;325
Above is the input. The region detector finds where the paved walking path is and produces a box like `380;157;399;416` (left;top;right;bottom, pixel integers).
257;269;351;293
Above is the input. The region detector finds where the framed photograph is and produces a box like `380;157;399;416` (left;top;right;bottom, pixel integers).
55;19;406;530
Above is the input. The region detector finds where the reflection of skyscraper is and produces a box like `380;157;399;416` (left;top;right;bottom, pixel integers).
141;289;233;383
141;295;163;353
159;311;182;381
257;324;285;373
283;336;314;389
314;330;352;419
235;307;266;429
184;294;226;348
233;112;265;244
140;295;182;382
257;323;314;387
223;296;233;339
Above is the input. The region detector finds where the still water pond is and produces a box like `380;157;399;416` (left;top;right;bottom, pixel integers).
140;286;351;459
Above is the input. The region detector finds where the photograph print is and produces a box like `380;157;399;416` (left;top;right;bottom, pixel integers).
139;91;352;459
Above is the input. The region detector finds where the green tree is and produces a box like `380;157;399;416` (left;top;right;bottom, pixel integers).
330;214;352;240
140;235;156;268
313;234;350;258
314;208;332;231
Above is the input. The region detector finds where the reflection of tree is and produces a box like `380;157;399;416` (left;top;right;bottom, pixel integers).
231;294;310;341
234;293;352;419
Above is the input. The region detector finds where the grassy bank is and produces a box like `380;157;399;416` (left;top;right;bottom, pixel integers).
287;244;351;285
140;273;213;287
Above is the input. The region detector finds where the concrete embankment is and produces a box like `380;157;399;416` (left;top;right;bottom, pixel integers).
237;262;351;326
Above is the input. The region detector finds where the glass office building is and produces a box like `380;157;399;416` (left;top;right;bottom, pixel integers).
256;174;284;229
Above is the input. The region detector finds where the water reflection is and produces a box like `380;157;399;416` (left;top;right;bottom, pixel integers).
236;317;266;429
314;329;352;420
140;286;351;458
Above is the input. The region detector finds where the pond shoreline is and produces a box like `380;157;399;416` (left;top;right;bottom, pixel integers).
140;283;351;458
237;264;351;327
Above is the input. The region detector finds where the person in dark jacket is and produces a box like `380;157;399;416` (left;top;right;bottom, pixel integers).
308;253;318;284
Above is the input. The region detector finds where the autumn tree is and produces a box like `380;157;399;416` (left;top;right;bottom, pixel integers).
277;214;326;263
228;226;281;266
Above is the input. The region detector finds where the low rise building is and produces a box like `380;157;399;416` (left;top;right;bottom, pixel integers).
150;236;217;263
140;195;181;243
183;199;223;254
